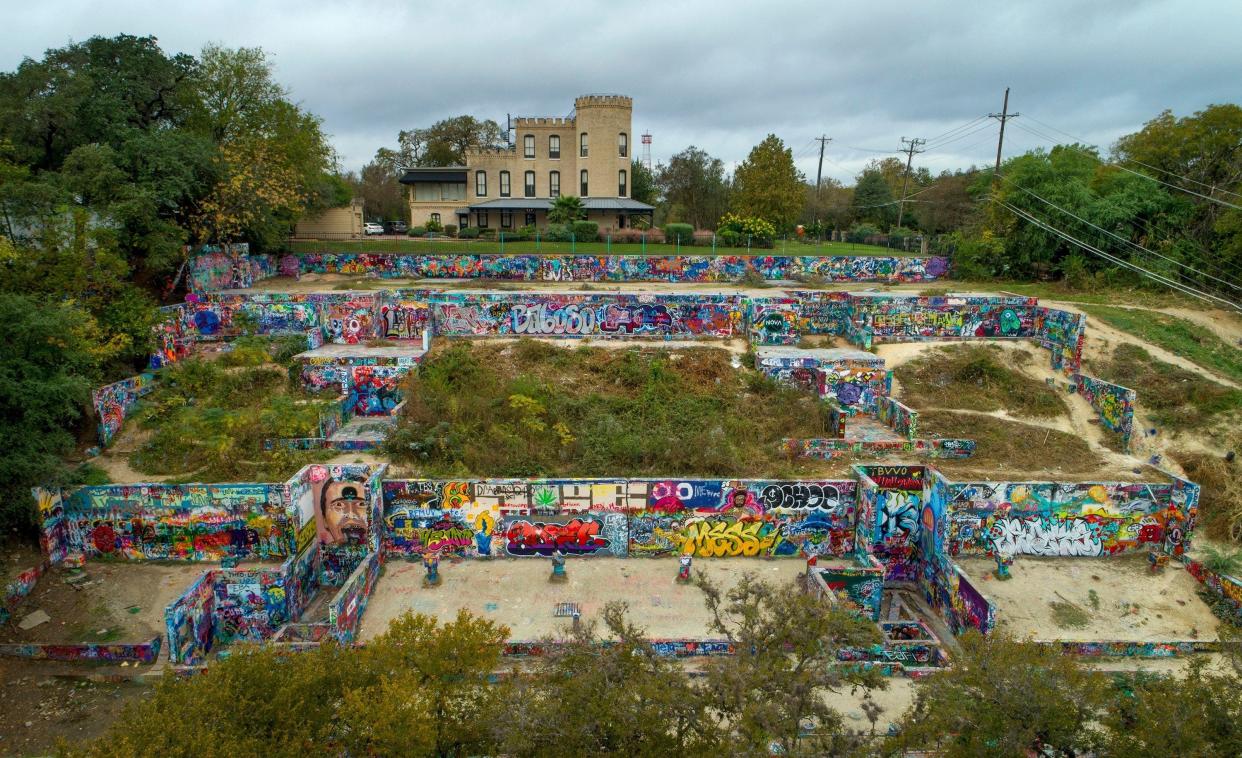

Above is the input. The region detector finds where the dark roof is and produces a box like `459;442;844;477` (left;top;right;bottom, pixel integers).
398;167;467;184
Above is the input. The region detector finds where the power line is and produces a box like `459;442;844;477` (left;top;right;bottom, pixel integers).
998;174;1242;293
1022;113;1242;201
923;115;990;146
923;122;998;152
896;137;926;228
1000;200;1239;309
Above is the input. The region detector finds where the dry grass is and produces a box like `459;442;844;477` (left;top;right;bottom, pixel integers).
1090;344;1242;431
894;344;1068;419
920;410;1102;475
1173;450;1242;544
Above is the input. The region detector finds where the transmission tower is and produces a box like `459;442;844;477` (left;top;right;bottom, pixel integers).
641;132;652;172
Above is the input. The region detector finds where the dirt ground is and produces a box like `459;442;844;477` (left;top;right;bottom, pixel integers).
1;563;206;645
954;554;1220;642
358;557;809;642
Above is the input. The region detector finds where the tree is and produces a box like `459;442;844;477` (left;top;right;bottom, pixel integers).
800;178;854;234
914;170;980;234
886;632;1109;757
730;134;805;232
630;158;658;205
377;116;504;169
502;602;718;757
657;146;730;229
1101;658;1242;756
0;291;117;531
77;611;507;758
344;161;403;222
548;195;585;224
852;169;896;228
697;573;885;757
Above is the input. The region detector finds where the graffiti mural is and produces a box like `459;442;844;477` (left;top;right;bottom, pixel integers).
502;515;626;557
328;551;382;643
1074;373;1136;451
93;373;156;446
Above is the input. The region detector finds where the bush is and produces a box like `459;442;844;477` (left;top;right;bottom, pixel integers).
425;217;443;233
571;220;599;242
479;228;497;239
543;223;574;242
718;229;741;247
846;222;880;244
717;213;776;248
517;224;536;239
663;223;694;245
610;228;664;244
459;226;481;239
443;224;458;237
408;226;427;237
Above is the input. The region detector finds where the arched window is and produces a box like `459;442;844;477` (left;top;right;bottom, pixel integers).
549;135;561;159
549;171;560;197
499;171;511;197
524;171;536;198
523;134;535;159
618;169;627;197
580;169;589;196
579;132;589;157
618;132;628;158
474;170;487;197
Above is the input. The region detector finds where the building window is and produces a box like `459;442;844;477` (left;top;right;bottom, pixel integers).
458;214;469;229
618;169;627;197
579;132;588;157
619;132;628;158
523;134;535;159
549;135;560;159
524;171;536;198
499;171;510;197
549;171;560;197
580;169;588;196
525;211;537;226
475;170;486;197
431;212;441;224
478;210;489;228
501;210;513;228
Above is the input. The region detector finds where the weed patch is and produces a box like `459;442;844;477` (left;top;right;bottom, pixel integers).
1174;451;1242;544
1083;306;1242;384
1050;600;1092;629
385;340;836;478
919;410;1101;474
1091;344;1242;430
894;344;1067;419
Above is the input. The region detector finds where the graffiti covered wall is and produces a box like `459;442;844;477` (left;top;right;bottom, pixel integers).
432;292;743;338
93;373;156;447
876;396;919;440
165;571;215;664
328;551;382;643
1074;373;1136;451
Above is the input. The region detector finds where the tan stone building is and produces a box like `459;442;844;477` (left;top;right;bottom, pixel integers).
293;198;365;239
400;95;653;233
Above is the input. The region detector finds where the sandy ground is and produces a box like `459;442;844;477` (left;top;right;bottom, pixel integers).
0;563;206;644
954;554;1220;642
358;557;807;642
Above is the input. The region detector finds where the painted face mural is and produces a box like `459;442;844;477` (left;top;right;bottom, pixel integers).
313;469;369;545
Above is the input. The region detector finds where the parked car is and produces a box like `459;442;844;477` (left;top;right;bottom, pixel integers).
385;221;408;234
363;222;385;235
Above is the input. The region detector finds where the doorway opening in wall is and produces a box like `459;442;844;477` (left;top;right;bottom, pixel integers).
458;214;468;230
525;212;537;226
617;215;626;229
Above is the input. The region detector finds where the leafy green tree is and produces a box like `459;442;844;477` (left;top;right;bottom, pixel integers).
730;134;805;231
886;632;1109;757
1101;659;1242;756
852;169;896;228
74;611;507;758
376;115;504;170
344;161;402;222
502;602;719;757
630;158;658;205
0;292;116;531
548;195;586;224
914;170;980;234
657;146;731;229
697;573;885;757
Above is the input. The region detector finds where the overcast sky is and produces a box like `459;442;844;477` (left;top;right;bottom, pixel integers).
4;0;1239;184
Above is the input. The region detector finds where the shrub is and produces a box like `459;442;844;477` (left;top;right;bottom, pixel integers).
663;223;694;245
717;213;776;248
425;217;444;233
443;224;458;237
408;226;427;237
718;229;741;247
543;223;574;242
571;220;599;242
847;223;880;244
459;226;481;239
479;228;497;239
610;228;664;244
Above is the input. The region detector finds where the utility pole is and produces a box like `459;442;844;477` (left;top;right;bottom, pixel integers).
896;136;925;229
989;87;1019;181
813;134;831;228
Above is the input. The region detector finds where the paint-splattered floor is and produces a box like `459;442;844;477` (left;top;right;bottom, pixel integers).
954;554;1220;642
0;563;207;645
358;557;809;642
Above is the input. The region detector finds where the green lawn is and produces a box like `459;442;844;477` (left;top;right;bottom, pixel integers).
1081;305;1242;384
283;237;904;257
918;281;1209;309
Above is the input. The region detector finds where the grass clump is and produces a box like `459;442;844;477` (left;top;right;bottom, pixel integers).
894;344;1068;419
1092;344;1242;430
1050;600;1092;629
130;358;336;481
920;411;1101;474
1175;451;1242;544
385;340;835;478
1082;306;1242;384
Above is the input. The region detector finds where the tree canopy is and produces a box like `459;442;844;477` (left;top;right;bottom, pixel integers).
656;146;731;229
730;134;805;231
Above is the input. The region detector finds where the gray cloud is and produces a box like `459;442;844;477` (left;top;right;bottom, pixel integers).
4;0;1238;184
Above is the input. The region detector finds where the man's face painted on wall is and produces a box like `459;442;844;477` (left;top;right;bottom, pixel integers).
321;480;368;545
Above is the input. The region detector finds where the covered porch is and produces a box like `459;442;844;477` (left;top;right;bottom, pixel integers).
458;197;655;233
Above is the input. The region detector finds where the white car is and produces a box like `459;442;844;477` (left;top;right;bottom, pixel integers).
363;222;385;235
